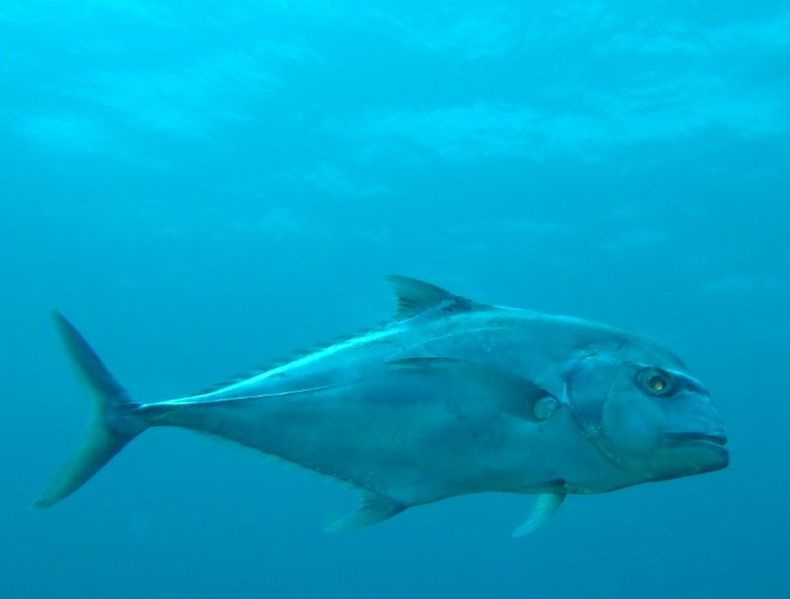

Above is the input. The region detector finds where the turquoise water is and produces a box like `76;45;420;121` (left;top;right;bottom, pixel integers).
2;1;788;597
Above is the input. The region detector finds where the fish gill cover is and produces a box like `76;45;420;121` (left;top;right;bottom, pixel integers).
0;1;788;598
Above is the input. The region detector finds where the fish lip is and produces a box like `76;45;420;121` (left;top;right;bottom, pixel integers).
663;431;730;467
664;431;728;446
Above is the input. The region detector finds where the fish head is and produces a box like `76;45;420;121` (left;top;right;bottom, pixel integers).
562;337;728;486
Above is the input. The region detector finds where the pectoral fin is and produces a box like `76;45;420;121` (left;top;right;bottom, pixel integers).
326;492;406;533
387;357;555;422
511;492;566;538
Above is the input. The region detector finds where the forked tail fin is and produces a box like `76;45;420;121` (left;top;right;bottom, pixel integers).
35;312;146;508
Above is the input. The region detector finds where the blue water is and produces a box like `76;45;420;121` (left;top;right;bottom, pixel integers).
2;1;788;597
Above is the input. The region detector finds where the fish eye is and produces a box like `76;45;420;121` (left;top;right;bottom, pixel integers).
637;368;676;397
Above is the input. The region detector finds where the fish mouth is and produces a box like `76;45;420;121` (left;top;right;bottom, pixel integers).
664;431;728;446
663;431;729;465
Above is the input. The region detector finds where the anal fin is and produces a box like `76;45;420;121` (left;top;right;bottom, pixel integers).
326;492;406;533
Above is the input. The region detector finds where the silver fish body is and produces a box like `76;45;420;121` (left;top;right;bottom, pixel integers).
38;276;728;534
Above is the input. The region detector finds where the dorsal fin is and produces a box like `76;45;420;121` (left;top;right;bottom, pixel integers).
386;275;483;319
195;277;484;397
194;320;393;396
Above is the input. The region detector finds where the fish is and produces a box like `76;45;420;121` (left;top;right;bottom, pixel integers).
37;275;729;535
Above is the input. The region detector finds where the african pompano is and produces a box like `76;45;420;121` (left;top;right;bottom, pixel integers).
38;276;728;535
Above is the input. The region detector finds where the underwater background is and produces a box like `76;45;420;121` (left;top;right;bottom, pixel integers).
2;1;788;597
